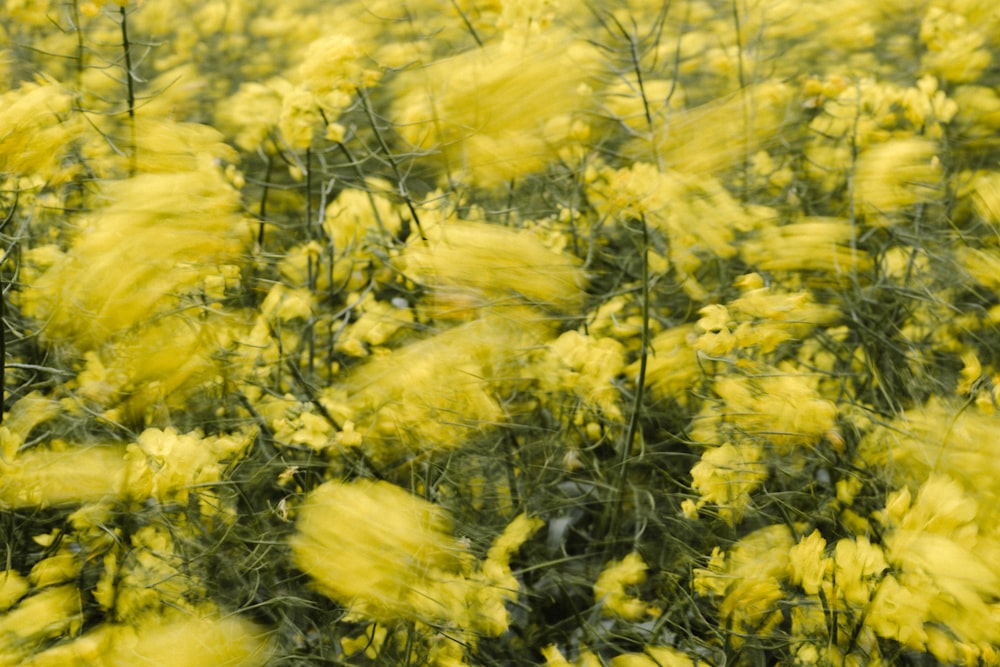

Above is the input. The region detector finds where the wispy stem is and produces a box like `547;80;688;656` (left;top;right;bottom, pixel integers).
119;4;137;175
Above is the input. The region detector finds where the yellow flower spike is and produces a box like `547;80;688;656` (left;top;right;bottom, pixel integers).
471;513;543;635
0;585;83;663
0;445;127;509
290;479;472;626
854;139;943;223
689;441;767;526
593;552;658;620
0;82;77;181
392;32;596;186
0;571;29;612
397;219;586;318
541;644;574;667
22;615;274;667
832;536;888;608
788;530;829;596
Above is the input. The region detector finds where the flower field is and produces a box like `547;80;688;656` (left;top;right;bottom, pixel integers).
2;0;1000;665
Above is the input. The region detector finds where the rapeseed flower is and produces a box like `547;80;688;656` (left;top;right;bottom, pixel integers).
854;139;943;223
291;479;539;640
0;82;77;181
19;615;273;667
397;219;586;318
688;441;767;525
324;315;547;466
392;34;595;186
693;524;793;647
23;164;248;348
593;552;659;620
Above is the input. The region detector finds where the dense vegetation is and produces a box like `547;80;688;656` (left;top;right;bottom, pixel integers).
2;0;1000;665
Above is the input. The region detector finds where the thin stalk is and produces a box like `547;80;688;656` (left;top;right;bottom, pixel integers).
358;88;426;241
119;4;137;174
605;214;651;545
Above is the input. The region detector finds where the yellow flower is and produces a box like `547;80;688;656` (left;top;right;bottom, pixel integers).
0;586;82;664
854;139;942;223
689;441;767;526
832;536;888;608
397;219;586;318
693;525;793;646
21;615;273;667
290;479;473;626
278;86;321;151
788;530;829;596
594;552;657;620
392;32;595;185
0;82;76;181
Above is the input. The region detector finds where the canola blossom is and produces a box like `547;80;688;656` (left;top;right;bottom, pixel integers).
2;0;1000;665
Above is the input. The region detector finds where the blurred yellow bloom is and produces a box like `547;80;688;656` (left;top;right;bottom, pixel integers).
691;372;837;452
694;525;793;646
20;615;273;667
854;139;942;223
278;86;321;151
629;325;701;405
0;82;77;181
24;164;248;349
398;219;586;318
593;552;658;620
326;315;550;466
741;218;873;277
0;392;61;460
920;6;992;83
0;572;29;612
0;585;82;664
589;165;744;297
689;441;767;526
216;82;283;152
292;480;540;654
634;82;796;176
786;530;829;598
392;33;595;186
832;536;888;608
542;644;574;667
0;445;126;509
609;646;706;667
121;427;255;505
536;330;626;421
